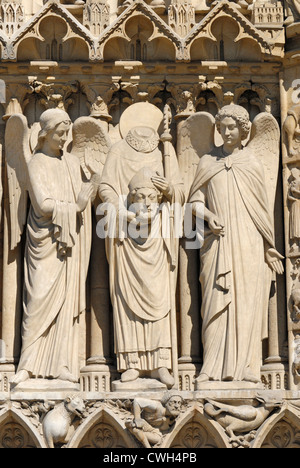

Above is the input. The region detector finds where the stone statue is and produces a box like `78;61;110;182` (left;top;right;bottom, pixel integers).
42;395;86;448
204;393;282;448
5;109;110;387
288;167;300;257
125;393;183;448
186;105;284;386
99;102;185;389
283;103;300;157
291;286;300;321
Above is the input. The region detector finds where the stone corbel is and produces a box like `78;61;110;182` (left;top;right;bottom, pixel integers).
27;79;80;111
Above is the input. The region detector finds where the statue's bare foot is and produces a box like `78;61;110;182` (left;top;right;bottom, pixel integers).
243;372;260;384
10;370;30;385
58;367;78;383
157;367;175;389
196;373;209;383
121;369;140;383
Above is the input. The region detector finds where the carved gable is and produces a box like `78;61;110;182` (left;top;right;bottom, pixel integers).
185;0;284;62
4;0;97;61
97;0;183;62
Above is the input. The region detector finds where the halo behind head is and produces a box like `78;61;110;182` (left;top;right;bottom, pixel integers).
119;102;164;138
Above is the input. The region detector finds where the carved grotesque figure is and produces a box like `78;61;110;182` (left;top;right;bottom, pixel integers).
125;393;183;447
42;395;86;448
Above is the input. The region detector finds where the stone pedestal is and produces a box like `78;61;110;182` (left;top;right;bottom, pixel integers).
80;360;118;392
112;378;167;393
196;380;264;391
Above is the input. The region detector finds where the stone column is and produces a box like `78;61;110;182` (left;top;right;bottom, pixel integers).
176;113;202;391
80;102;117;392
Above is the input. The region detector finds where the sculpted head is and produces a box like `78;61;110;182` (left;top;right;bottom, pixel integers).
35;108;71;155
161;392;183;419
128;167;162;210
215;105;251;148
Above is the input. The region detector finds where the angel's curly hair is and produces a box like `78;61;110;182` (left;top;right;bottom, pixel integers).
215;105;251;141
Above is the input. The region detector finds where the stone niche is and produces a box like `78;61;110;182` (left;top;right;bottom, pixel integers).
0;0;299;450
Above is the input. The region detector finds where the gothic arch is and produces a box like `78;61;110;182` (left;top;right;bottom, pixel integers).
0;406;46;448
102;13;176;62
67;406;139;448
161;405;230;448
252;406;300;448
99;1;181;62
10;1;96;62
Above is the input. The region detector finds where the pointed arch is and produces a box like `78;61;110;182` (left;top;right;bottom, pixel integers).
252;405;300;448
0;406;46;448
161;405;230;448
67;405;139;448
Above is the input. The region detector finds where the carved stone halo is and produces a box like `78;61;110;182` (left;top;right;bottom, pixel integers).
119;102;164;138
125;127;160;153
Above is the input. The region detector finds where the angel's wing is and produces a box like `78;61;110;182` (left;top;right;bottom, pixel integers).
246;112;280;211
71;116;111;179
177;112;215;195
5;114;32;250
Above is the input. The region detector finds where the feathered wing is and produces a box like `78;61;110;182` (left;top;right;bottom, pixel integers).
177;112;215;196
5;114;32;250
71;116;112;179
246;112;280;213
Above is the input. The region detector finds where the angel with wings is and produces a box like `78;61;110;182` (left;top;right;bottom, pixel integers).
184;104;284;385
6;108;110;386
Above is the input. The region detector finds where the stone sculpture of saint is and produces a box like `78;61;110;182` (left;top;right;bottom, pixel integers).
288;167;300;257
184;105;284;385
5;109;110;386
99;102;184;388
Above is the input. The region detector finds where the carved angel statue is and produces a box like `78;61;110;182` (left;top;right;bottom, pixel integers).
6;108;110;386
183;104;284;385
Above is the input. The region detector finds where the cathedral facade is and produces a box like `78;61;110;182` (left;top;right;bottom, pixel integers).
0;0;299;449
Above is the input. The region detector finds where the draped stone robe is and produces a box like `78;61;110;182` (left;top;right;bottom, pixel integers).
17;151;91;380
189;147;275;382
99;135;184;373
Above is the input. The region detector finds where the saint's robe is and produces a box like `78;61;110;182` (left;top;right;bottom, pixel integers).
100;135;184;373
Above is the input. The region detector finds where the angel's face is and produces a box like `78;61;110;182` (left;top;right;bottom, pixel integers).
219;117;242;150
46;122;70;156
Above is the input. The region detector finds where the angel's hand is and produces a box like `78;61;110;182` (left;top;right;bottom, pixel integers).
265;248;284;274
76;182;94;212
208;214;225;237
